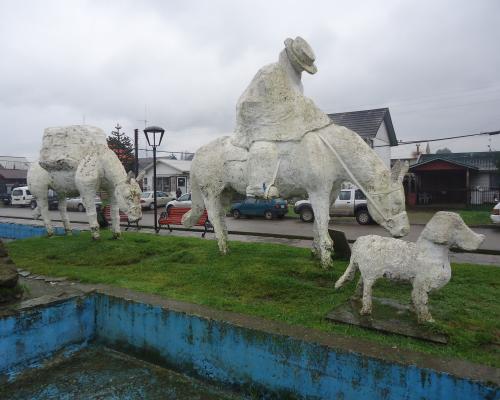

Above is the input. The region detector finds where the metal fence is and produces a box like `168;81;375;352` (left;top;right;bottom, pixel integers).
414;188;499;208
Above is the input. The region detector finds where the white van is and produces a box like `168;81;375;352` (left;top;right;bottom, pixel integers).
10;186;34;207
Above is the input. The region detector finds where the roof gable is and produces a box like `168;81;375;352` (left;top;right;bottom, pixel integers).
409;158;478;171
328;107;398;146
140;158;191;174
413;152;499;171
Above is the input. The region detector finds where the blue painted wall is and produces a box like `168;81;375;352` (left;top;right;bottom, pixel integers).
95;294;498;400
0;222;69;239
0;296;95;381
1;291;497;398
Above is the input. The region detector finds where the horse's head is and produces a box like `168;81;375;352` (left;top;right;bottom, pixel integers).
114;171;145;222
367;160;410;238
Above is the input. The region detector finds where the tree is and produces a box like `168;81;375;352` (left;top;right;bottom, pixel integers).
107;124;135;172
436;147;452;154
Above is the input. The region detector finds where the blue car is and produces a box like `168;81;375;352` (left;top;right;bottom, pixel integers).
230;198;288;220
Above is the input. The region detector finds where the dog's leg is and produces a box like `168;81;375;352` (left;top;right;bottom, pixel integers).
412;284;434;323
360;278;375;315
353;277;364;299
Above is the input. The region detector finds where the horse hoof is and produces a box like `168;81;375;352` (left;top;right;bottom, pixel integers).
112;233;121;240
92;235;100;241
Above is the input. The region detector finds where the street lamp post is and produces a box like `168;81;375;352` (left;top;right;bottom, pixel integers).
143;126;165;233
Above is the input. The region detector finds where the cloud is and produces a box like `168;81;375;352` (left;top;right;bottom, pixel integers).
1;0;500;160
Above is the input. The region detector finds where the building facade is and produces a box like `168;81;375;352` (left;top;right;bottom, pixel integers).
140;159;191;196
407;152;499;206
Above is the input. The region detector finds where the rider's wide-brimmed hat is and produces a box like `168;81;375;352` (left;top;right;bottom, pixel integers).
284;36;317;74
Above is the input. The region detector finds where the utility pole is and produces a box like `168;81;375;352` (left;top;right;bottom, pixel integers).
134;129;139;177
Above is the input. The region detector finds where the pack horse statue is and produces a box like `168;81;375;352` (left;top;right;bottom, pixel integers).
28;125;144;239
183;37;410;267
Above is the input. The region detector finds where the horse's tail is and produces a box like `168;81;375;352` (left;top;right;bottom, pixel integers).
335;257;358;290
182;174;205;228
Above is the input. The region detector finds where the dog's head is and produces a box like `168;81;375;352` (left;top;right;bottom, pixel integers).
421;211;485;250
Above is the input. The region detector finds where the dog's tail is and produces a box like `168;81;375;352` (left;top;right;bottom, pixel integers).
335;259;358;290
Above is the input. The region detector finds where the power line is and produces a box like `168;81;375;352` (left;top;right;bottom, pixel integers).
374;130;500;148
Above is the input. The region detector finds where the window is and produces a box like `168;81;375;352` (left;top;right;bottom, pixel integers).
155;177;171;193
355;190;366;200
26;190;31;195
245;198;256;204
179;193;190;201
338;191;351;200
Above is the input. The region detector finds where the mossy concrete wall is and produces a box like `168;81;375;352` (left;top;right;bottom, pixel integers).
0;222;67;240
95;292;498;400
0;288;497;399
0;296;95;381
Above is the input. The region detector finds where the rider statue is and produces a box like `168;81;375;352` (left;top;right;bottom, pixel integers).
231;36;332;198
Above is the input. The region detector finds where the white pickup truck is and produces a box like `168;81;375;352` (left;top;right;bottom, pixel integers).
293;188;372;225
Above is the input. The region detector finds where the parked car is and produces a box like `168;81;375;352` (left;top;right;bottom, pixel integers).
10;186;34;207
141;191;175;210
293;188;372;225
66;196;102;212
30;189;59;210
491;200;500;225
165;192;192;211
0;183;10;205
231;197;288;220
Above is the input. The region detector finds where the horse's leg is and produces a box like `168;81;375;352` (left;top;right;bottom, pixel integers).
76;156;100;240
109;194;121;239
58;195;72;235
205;191;228;255
79;189;100;239
308;191;333;268
37;191;54;237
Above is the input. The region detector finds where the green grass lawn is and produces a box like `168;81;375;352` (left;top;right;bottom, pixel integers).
7;231;500;367
457;210;493;226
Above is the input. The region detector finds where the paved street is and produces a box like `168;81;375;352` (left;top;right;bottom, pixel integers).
1;206;499;250
1;205;499;265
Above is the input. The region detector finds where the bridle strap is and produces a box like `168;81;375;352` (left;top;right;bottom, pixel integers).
315;132;391;222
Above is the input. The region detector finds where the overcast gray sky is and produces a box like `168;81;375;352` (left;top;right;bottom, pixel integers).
1;0;499;160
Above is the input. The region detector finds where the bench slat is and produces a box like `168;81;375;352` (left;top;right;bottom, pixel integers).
158;207;208;227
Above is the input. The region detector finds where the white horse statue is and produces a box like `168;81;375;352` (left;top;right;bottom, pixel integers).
28;125;144;239
182;124;410;268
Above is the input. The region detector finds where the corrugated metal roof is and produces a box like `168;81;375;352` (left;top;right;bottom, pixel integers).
328;107;398;146
412;152;500;171
0;168;28;179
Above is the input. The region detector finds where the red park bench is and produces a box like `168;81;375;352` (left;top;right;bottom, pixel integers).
158;207;213;238
102;205;139;230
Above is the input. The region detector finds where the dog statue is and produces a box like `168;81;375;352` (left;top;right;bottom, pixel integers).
334;212;485;323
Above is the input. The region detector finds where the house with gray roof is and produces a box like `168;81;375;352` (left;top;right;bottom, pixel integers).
139;158;191;196
328;107;398;167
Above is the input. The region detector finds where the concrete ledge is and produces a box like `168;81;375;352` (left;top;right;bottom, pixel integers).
1;280;498;398
88;285;498;399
